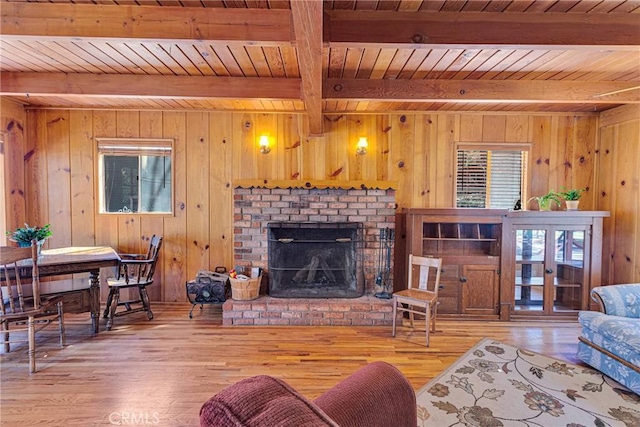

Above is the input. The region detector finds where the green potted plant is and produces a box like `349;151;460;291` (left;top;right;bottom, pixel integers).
528;190;561;211
6;223;53;251
559;188;584;210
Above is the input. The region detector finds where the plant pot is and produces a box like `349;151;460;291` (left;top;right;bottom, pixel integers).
565;200;580;211
17;239;45;254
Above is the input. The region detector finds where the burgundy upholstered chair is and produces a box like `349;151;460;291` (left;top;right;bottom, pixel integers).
200;361;417;427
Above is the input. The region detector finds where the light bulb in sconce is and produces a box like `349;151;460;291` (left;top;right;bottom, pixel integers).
258;135;271;154
356;137;368;155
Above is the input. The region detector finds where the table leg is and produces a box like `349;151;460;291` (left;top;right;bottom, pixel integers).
89;269;100;333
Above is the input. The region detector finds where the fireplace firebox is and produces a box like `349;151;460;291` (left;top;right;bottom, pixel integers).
267;222;364;298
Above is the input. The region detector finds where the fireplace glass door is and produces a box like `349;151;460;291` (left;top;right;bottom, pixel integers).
267;222;364;298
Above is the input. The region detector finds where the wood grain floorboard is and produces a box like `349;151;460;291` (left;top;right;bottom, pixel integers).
0;303;583;426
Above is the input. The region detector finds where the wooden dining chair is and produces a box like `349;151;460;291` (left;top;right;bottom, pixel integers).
103;235;162;330
1;241;66;373
392;254;442;346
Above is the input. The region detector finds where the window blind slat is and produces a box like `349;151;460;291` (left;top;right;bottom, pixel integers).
456;150;487;208
97;138;172;156
456;148;526;209
489;151;524;209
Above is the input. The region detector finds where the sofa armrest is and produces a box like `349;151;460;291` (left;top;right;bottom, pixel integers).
313;361;417;427
200;375;338;427
591;284;640;318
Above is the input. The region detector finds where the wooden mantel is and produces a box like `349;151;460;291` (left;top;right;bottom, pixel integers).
233;179;397;190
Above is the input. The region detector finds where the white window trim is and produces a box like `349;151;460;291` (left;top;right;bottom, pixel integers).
96;138;175;216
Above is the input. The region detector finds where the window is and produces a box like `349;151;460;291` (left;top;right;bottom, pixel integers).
456;145;529;209
97;139;173;214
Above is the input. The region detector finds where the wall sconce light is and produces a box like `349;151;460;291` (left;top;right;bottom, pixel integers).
258;135;271;154
356;137;368;155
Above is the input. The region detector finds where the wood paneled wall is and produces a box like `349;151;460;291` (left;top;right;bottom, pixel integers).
3;103;604;301
595;105;640;285
1;99;27;243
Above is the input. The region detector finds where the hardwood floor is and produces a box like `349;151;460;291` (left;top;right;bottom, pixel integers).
1;303;583;426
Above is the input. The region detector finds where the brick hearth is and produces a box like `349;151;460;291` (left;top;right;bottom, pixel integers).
227;181;397;326
222;295;396;326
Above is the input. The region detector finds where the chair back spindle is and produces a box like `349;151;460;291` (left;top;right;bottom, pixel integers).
119;235;162;285
0;243;40;315
142;235;162;282
407;254;442;296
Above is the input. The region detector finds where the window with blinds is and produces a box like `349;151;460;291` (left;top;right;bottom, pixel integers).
456;147;528;209
97;139;174;214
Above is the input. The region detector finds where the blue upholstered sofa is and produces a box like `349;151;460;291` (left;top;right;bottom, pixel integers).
577;284;640;394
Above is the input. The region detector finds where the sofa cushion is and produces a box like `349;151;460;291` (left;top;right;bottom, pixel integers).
577;341;640;395
579;311;640;356
314;361;416;427
591;284;640;318
580;327;640;369
199;375;339;427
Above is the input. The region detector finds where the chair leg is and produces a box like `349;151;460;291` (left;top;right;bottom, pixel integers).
391;297;397;337
409;310;414;329
2;321;9;353
57;301;66;347
139;286;153;320
103;288;115;318
28;315;36;374
431;302;437;333
425;303;431;347
106;288;120;331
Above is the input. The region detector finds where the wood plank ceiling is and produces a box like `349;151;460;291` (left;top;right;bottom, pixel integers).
1;0;639;134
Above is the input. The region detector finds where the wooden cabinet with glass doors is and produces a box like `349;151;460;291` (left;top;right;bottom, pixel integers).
500;211;609;320
398;209;609;321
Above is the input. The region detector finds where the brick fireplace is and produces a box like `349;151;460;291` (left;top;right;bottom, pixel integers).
222;181;397;326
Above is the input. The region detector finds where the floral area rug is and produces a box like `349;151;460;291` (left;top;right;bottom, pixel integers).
416;338;640;427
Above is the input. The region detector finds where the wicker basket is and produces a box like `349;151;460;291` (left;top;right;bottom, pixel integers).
229;275;262;301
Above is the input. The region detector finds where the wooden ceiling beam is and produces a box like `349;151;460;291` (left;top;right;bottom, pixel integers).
0;72;301;100
326;11;640;50
324;79;640;104
0;2;293;45
291;0;324;136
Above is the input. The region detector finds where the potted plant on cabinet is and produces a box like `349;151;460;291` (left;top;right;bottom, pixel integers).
528;190;562;211
6;223;53;253
560;188;584;210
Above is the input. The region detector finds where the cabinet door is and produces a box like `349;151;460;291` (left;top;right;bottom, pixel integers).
512;226;589;315
514;228;548;314
435;264;460;314
552;227;590;313
461;265;499;315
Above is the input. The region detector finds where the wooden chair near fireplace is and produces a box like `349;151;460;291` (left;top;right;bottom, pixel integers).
391;254;442;346
103;235;162;330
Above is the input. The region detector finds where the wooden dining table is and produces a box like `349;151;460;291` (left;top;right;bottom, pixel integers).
2;246;120;333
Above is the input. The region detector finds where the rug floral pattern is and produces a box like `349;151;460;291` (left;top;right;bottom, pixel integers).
416;338;640;427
